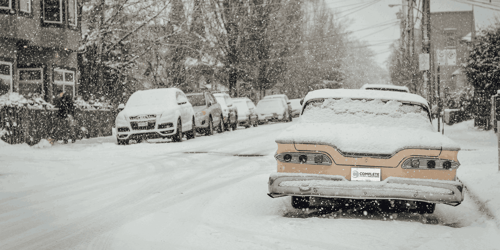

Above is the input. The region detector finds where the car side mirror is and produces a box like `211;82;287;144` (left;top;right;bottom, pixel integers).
287;101;291;104
300;99;304;105
207;101;212;107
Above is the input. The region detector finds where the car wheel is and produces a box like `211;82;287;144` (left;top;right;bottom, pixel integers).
186;117;196;140
117;139;129;145
217;115;225;133
205;117;214;136
253;118;258;127
288;112;293;122
172;119;183;142
415;202;436;214
245;117;251;128
291;196;310;209
232;116;238;130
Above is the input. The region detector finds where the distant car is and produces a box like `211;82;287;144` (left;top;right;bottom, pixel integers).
256;98;288;124
115;88;196;145
361;84;410;93
263;94;292;122
289;99;302;118
186;92;224;136
268;89;464;214
232;97;259;128
213;93;238;131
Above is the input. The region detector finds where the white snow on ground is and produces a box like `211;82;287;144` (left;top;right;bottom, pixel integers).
0;120;500;249
442;120;500;224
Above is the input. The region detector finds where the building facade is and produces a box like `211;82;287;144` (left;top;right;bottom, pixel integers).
430;11;475;96
0;0;80;102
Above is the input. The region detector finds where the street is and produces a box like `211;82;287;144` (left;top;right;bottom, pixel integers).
1;121;499;250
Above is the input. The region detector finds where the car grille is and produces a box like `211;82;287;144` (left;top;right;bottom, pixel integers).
130;121;156;130
129;114;156;120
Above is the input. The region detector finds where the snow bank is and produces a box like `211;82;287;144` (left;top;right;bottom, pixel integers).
32;139;52;148
0;92;54;108
276;98;459;154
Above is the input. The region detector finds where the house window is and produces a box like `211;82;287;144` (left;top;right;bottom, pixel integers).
68;0;77;26
19;0;30;13
0;0;12;10
0;62;13;96
18;68;43;97
54;69;75;97
43;0;63;24
445;29;457;48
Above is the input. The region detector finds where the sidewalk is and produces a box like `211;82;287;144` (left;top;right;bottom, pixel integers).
442;120;500;225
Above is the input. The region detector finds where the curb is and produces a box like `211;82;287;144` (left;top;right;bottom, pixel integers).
462;180;500;228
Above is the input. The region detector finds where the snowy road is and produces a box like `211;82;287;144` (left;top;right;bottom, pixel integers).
1;121;499;250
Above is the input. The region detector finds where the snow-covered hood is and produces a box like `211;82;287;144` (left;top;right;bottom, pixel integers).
123;105;173;117
275;123;460;156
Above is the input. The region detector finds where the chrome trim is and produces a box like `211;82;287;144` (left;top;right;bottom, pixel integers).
267;173;464;205
129;114;157;120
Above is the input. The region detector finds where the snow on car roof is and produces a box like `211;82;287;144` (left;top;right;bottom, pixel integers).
264;94;287;98
361;84;410;92
304;89;428;108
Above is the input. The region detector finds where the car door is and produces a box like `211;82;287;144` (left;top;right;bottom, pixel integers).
209;93;222;124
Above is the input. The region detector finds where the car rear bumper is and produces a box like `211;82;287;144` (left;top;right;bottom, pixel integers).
267;173;464;205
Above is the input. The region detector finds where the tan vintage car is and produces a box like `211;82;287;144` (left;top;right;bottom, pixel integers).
268;89;464;214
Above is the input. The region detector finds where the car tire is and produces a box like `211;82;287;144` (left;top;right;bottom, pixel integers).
217;115;225;133
186;117;196;140
205;117;214;136
232;116;238;131
253;118;258;127
172;119;183;142
117;139;129;145
288;112;293;122
415;202;436;214
245;117;251;128
291;196;310;209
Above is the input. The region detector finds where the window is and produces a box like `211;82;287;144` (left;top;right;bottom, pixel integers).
43;0;63;24
18;68;43;97
445;29;457;48
54;69;75;97
68;0;77;26
0;0;12;10
19;0;30;13
0;62;12;96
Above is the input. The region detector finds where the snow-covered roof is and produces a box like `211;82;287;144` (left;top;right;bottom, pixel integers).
360;84;410;92
304;89;428;108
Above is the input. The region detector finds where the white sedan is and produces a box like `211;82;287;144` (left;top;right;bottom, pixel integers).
115;88;196;144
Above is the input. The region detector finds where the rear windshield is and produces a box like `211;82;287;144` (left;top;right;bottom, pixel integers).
233;100;249;112
187;94;206;106
256;99;285;113
127;91;171;107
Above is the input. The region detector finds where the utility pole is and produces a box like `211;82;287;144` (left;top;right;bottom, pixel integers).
422;0;432;110
409;0;416;93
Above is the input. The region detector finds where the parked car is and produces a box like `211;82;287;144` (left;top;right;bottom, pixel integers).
115;88;196;145
186;92;224;136
268;89;464;214
289;98;302;118
256;98;288;124
263;94;292;122
361;84;410;93
213;93;238;131
232;97;258;128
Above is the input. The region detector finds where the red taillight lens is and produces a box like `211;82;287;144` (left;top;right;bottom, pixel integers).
427;160;436;168
284;154;292;162
443;161;452;169
411;159;420;168
299;155;307;163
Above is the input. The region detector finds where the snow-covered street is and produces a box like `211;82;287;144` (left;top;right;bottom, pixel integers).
1;121;500;250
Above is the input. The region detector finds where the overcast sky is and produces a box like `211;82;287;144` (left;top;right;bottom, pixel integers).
325;0;500;68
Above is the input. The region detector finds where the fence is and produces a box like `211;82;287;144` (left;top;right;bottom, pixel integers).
0;105;115;145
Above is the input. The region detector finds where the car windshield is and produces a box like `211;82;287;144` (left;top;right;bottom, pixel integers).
126;91;171;107
256;99;284;114
187;94;206;106
302;98;431;130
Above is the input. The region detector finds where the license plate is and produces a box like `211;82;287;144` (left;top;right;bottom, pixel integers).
351;168;381;181
138;122;148;127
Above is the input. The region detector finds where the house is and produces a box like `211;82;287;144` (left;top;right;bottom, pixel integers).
430;10;475;94
0;0;80;102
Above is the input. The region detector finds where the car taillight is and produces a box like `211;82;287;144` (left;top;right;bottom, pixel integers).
274;152;332;165
402;157;459;170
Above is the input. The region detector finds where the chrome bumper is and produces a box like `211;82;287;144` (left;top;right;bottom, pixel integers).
268;173;464;205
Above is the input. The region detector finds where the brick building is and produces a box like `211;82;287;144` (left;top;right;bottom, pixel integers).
430;10;475;96
0;0;80;102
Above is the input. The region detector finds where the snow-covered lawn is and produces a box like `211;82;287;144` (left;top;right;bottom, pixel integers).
0;120;499;250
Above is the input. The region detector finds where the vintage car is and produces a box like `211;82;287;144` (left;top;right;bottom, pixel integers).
268;89;464;214
361;84;410;93
213;93;239;130
115;88;196;144
186;92;224;136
